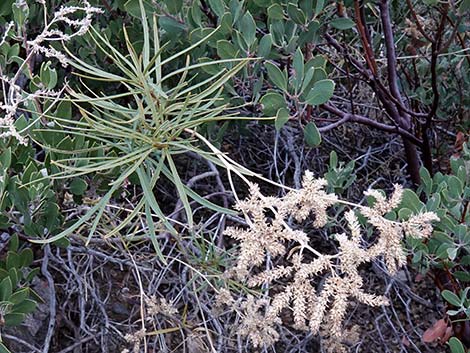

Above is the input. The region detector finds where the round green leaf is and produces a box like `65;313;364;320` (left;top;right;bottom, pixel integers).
330;18;355;30
12;298;36;315
70;178;88;196
441;289;461;307
305;79;335;106
160;16;186;35
9;288;29;305
265;62;288;92
163;0;182;14
399;189;425;213
258;34;272;58
275;108;290;131
217;40;238;59
240;11;256;46
448;337;466;353
304;122;322;147
4;313;25;327
260;91;286;116
267;4;284;20
0;277;13;301
208;0;225;18
287;3;306;24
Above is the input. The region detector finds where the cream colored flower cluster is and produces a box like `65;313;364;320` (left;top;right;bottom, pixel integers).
225;173;439;350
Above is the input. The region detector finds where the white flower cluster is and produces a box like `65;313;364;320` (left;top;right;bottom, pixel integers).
0;0;102;144
27;0;103;67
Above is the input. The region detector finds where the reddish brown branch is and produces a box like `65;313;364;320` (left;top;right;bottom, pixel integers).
354;0;378;75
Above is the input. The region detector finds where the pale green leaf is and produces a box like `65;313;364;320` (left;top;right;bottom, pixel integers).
304;122;321;146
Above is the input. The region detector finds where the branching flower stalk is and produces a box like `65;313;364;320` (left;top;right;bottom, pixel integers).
222;172;439;351
0;0;102;144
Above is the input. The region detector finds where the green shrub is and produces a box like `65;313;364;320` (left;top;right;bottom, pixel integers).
0;235;39;353
403;142;470;348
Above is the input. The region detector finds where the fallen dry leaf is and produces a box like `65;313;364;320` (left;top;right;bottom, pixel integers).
442;327;453;343
422;319;448;343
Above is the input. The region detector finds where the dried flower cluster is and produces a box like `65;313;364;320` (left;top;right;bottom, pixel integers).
225;172;439;351
27;0;103;67
145;295;178;318
120;295;180;353
123;328;146;353
0;1;102;144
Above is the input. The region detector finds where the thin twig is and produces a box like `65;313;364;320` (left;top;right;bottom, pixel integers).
2;333;41;353
41;245;56;353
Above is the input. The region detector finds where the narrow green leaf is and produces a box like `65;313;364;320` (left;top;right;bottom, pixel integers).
29;181;119;244
165;152;193;228
139;0;150;68
137;167;177;235
145;204;166;263
0;341;12;353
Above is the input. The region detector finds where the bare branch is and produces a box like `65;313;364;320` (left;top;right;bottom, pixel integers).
321;103;423;146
